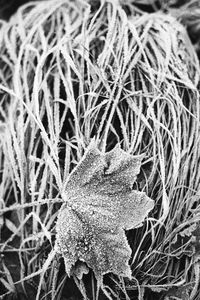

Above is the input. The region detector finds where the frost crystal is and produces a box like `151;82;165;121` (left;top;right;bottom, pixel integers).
55;142;154;281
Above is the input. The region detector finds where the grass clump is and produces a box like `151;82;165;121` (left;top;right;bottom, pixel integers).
0;0;200;299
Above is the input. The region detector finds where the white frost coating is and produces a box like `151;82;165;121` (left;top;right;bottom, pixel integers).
55;142;154;281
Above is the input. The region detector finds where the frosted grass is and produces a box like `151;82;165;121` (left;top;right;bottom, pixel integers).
0;0;200;299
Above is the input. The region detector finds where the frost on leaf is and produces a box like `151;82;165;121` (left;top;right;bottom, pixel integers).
55;142;154;281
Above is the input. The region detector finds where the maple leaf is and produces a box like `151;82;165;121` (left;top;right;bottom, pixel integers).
55;141;154;282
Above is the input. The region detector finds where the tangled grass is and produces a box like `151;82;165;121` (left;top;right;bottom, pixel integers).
0;0;200;299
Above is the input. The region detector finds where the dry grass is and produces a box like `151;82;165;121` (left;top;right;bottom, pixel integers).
0;0;200;299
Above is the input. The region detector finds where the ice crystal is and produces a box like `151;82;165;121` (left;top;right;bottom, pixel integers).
55;141;154;281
